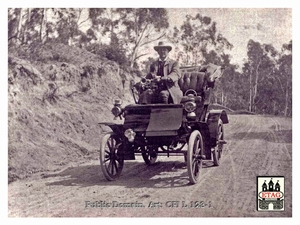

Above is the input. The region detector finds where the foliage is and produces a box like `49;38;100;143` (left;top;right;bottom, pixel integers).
116;8;169;67
241;40;292;116
215;65;249;110
8;8;292;116
139;57;157;75
81;8;169;67
168;13;233;66
86;43;128;67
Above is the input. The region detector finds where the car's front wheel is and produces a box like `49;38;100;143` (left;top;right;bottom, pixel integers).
100;133;124;181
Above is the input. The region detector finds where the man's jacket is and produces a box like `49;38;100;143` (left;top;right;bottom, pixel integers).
146;58;183;104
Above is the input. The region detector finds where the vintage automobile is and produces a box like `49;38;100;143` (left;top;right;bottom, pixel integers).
98;64;228;184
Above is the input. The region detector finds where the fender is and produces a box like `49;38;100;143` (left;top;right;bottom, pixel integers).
98;122;124;135
207;109;229;124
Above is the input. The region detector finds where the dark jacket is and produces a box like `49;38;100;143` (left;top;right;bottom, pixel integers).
146;58;183;104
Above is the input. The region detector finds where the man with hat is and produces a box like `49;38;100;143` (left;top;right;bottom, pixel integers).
139;41;183;104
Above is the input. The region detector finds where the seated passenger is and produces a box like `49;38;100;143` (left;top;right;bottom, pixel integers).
138;41;183;104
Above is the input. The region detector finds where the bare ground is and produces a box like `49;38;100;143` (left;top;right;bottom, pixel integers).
8;114;292;217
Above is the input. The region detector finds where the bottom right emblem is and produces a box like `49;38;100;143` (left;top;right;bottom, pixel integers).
257;176;285;211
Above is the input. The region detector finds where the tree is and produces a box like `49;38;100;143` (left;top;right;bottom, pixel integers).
79;8;169;68
8;8;36;45
242;40;292;116
214;64;248;110
244;40;277;113
169;13;233;66
51;8;84;45
117;8;169;68
86;8;117;42
275;41;292;116
8;8;21;45
8;8;87;47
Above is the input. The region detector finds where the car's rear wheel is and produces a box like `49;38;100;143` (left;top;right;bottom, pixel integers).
212;119;224;166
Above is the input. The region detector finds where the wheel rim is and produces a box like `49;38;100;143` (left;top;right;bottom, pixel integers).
187;130;203;184
100;134;124;181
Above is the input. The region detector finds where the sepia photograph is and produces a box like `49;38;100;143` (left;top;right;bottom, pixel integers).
5;0;297;221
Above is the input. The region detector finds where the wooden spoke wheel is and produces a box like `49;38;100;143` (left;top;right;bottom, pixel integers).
212;119;224;166
100;133;124;181
187;130;204;184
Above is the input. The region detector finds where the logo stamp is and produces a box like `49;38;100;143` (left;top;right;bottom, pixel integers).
257;176;285;211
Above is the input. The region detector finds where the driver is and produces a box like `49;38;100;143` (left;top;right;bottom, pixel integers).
139;41;183;104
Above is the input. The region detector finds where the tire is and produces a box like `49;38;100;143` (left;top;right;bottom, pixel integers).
187;130;204;184
212;119;224;166
100;133;124;181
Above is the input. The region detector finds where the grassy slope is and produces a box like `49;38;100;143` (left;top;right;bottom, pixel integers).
8;43;134;183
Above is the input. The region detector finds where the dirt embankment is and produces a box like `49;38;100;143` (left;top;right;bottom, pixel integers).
8;43;134;183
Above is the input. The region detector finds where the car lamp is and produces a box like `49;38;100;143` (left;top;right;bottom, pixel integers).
184;101;196;113
187;111;196;119
111;99;123;118
184;94;197;120
124;129;136;142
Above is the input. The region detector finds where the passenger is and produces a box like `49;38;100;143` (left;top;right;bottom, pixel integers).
139;41;183;104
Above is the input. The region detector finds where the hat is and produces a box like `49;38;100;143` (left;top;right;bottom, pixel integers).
154;41;172;52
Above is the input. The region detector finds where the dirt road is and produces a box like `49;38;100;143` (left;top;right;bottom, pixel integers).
8;114;292;217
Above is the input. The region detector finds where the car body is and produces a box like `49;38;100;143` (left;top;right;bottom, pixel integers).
99;64;228;184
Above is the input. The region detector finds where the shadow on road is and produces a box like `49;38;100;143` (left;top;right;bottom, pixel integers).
43;159;215;189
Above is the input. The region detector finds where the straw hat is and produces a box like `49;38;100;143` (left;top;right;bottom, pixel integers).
154;41;172;52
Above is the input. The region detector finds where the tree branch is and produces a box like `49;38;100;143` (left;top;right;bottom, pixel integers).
135;22;149;48
8;35;18;41
140;32;166;47
76;9;82;24
78;18;90;27
130;22;149;66
275;73;285;94
134;53;149;61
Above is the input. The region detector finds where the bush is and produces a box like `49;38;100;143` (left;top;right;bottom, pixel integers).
86;43;129;66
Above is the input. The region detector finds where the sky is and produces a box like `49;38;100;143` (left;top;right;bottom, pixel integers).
167;8;292;66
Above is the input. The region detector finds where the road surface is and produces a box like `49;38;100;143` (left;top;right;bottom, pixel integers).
8;114;292;217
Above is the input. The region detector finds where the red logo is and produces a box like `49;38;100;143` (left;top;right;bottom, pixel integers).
259;191;283;199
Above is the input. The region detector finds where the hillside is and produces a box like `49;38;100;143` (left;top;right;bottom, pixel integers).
8;43;135;183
